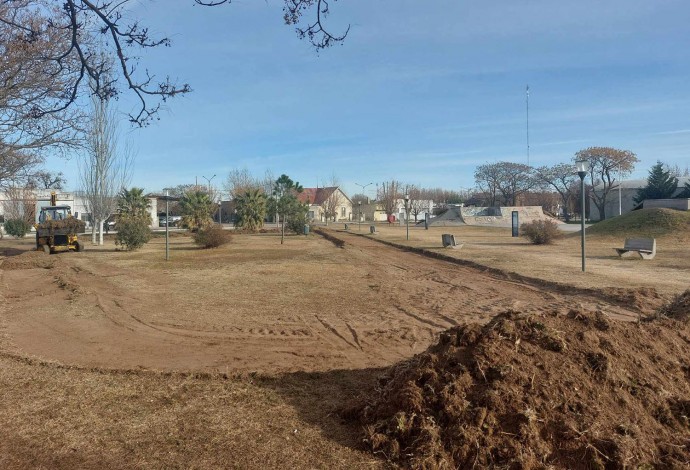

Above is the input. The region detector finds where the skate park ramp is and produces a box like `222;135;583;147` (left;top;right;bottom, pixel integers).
428;206;557;227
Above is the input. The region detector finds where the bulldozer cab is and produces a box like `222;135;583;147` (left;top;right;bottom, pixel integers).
39;206;71;223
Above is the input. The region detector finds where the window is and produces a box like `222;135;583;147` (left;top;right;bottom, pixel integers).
341;207;346;217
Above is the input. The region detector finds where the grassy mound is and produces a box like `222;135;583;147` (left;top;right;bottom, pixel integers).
586;208;690;238
348;305;690;469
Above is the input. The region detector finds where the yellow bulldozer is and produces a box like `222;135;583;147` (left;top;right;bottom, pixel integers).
35;192;85;254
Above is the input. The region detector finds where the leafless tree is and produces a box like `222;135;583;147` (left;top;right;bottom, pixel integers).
377;180;401;219
80;93;133;245
319;174;342;223
535;163;579;221
2;186;36;224
574;147;638;220
474;163;502;206
475;162;535;206
321;189;342;223
408;186;430;222
0;2;83;174
0;1;347;128
225;168;262;200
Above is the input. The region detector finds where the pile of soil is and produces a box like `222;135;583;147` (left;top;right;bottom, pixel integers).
1;251;55;270
37;218;86;233
658;290;690;321
348;304;690;469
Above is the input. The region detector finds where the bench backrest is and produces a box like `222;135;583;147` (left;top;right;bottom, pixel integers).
624;238;655;251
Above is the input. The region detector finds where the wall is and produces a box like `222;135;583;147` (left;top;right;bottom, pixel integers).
643;199;690;211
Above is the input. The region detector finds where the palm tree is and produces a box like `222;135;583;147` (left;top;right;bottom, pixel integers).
117;187;151;220
179;190;214;231
235;188;267;232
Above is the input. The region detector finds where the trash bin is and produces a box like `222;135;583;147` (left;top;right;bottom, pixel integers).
442;234;456;247
303;224;310;235
344;224;349;230
370;225;377;234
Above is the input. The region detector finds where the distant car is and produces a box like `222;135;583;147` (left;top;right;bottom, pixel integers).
159;216;182;227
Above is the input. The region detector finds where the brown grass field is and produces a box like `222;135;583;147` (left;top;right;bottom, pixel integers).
1;216;688;468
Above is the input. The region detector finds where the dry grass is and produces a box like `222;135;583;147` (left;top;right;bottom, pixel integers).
0;356;382;469
356;220;690;296
1;221;689;469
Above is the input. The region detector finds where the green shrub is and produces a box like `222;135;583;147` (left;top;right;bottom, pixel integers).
193;225;231;248
115;217;151;251
4;219;31;238
286;212;308;235
521;219;562;245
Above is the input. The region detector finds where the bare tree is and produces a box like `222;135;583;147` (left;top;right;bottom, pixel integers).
377;180;401;220
0;1;347;128
474;163;502;206
0;2;83;172
225;168;262;200
2;186;36;224
320;174;342;224
574;147;638;220
494;162;535;206
535;164;578;221
80;93;133;245
408;186;429;222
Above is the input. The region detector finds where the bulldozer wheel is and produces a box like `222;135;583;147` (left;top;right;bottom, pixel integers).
75;242;83;252
43;244;51;255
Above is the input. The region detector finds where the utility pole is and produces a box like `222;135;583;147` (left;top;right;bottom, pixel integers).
526;84;530;167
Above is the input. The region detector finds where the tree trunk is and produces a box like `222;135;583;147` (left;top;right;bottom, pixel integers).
98;220;104;245
281;216;285;245
91;222;97;244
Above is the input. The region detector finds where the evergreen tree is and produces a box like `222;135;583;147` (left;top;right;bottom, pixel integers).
634;161;678;204
268;174;305;244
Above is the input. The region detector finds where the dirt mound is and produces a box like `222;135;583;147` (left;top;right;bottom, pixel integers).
600;286;666;314
1;250;55;270
658;290;690;321
348;309;690;469
586;208;690;238
36;217;86;233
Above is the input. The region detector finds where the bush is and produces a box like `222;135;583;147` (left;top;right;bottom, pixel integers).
286;212;309;235
4;219;31;238
521;219;562;245
193;225;231;248
115;217;151;251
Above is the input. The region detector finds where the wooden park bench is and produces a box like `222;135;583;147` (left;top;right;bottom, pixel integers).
615;238;656;260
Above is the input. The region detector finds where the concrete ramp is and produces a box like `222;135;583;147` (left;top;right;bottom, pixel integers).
429;206;557;227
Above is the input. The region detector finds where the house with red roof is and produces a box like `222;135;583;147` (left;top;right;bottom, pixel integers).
297;186;353;222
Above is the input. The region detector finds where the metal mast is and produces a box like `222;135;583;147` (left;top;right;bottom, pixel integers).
526;84;530;166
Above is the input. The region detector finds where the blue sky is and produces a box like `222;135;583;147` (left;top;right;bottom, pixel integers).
49;0;690;199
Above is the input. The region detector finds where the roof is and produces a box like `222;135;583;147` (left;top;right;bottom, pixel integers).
593;176;690;190
297;187;346;205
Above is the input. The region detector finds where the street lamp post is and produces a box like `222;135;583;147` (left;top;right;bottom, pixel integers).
358;201;362;231
355;182;374;202
576;160;590;272
165;189;169;261
202;174;216;194
404;194;410;241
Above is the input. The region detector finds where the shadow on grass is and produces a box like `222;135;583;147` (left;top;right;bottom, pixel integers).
257;367;386;456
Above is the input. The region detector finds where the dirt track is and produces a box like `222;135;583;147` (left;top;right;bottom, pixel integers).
0;231;653;374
